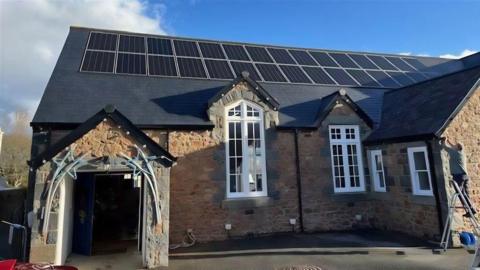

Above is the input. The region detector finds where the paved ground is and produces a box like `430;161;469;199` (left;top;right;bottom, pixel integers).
66;230;471;270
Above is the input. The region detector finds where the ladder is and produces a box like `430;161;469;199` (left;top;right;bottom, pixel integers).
439;180;480;269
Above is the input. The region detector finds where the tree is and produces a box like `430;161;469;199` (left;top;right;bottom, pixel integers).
0;110;31;187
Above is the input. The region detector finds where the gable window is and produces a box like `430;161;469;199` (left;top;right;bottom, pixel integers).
329;125;365;192
370;150;386;192
225;101;267;198
407;146;433;196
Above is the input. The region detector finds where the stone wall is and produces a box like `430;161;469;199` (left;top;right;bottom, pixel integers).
169;81;298;243
29;120;170;268
440;87;480;244
169;129;298;243
366;142;440;240
298;100;374;232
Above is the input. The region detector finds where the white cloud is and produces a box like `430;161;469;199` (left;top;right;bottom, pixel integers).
439;49;477;59
0;0;167;129
398;52;412;56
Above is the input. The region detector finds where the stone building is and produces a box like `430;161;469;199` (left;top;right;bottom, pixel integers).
26;27;480;268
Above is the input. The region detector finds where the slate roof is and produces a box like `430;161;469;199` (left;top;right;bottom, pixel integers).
32;27;480;143
366;65;480;143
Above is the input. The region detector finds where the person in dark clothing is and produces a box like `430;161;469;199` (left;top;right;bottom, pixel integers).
442;138;477;217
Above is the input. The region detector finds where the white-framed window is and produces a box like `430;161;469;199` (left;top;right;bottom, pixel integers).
370;150;386;192
329;125;365;193
225;100;267;198
407;146;433;196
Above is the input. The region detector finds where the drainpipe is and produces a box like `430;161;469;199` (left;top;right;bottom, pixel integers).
426;139;445;237
294;129;304;233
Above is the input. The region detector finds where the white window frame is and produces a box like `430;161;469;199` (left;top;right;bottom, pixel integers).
328;125;366;193
370;150;386;192
407;146;433;196
224;100;268;198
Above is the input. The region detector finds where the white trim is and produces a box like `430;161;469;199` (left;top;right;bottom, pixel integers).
224;100;268;198
370;150;386;192
328;125;366;193
407;146;433;196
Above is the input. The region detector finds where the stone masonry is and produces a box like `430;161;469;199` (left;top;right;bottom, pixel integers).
440;87;480;245
298;100;374;232
366;142;440;240
29;120;170;268
169;81;299;243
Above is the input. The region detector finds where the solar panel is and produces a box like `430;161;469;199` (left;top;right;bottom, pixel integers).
222;44;250;61
116;53;146;74
82;31;438;87
81;51;115;72
367;70;400;88
199;42;225;59
177;57;206;77
289;50;317;66
279;65;311;83
348;54;379;70
268;48;296;64
87;32;117;51
309;51;338;67
147;37;173;55
367;55;398;70
403;58;428;71
148;55;177;76
324;68;357;85
174;40;200;57
329;53;359;68
302;67;336;85
118;35;145;53
385;57;416;71
205;60;233;79
387;72;415;86
255;64;287;82
245;46;274;63
230;61;261;81
406;72;427;82
346;70;380;87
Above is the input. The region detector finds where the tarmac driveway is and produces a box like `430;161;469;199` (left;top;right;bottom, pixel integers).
67;230;471;270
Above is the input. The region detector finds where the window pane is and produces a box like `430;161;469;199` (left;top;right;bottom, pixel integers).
230;175;242;193
375;155;382;169
256;175;263;191
413;151;427;170
235;140;242;156
229;141;235;156
379;173;385;188
235;122;241;137
418;172;431;190
228;122;235;139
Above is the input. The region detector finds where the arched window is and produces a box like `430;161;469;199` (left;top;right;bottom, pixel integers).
225;101;267;198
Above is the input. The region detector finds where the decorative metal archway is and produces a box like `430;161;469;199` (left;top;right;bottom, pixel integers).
40;145;164;241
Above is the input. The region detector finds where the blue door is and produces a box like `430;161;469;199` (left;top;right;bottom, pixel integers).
72;173;95;255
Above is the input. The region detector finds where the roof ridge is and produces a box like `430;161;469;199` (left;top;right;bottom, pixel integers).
69;26;452;60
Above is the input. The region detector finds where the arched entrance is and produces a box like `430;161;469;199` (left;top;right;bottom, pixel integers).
27;106;175;268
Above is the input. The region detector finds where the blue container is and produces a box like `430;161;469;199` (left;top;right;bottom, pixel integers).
459;232;475;245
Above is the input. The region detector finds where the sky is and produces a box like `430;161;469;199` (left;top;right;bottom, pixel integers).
0;0;479;131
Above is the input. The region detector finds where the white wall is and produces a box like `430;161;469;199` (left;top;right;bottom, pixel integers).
55;176;74;265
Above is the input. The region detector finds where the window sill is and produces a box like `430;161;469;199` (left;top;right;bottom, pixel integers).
221;196;273;209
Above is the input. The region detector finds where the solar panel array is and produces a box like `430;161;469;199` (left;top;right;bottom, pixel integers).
81;31;438;88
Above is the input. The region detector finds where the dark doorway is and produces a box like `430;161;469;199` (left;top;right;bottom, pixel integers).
92;174;140;255
72;172;142;256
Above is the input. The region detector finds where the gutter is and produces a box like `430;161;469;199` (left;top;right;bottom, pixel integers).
294;129;304;232
426;139;445;236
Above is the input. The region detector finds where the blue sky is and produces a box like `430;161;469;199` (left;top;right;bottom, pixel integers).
154;0;479;56
0;0;478;129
